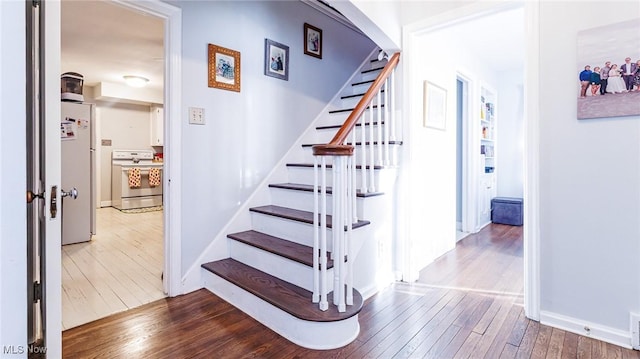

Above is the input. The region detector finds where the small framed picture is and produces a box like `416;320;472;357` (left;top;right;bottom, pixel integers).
423;80;447;130
304;23;322;59
208;44;241;92
264;38;289;81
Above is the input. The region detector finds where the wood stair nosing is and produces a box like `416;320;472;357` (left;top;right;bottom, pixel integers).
202;258;363;322
361;66;385;74
227;230;334;269
286;163;385;170
301;140;403;148
269;182;384;198
329;104;384;114
249;205;371;230
316;121;385;131
352;79;374;87
340;89;384;100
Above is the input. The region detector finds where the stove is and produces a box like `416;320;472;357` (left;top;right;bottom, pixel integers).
111;150;163;210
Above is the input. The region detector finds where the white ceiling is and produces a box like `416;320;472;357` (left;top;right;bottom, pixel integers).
61;2;523;93
61;0;164;91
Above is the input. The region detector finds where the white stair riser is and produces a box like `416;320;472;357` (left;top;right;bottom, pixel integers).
250;212;334;251
228;240;334;292
269;187;366;218
286;167;384;189
202;271;360;350
315;124;386;143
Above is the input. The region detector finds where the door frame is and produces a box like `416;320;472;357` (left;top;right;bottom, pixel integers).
455;71;476;234
400;1;540;320
111;0;183;298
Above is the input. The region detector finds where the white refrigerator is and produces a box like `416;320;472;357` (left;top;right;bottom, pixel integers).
61;102;96;245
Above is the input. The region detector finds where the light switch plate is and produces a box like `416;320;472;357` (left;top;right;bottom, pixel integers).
189;107;205;125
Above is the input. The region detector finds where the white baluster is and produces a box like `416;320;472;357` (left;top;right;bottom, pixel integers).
319;156;328;311
350;137;357;223
368;100;376;193
346;155;354;306
312;156;319;303
360;112;368;194
390;69;397;143
383;78;390;166
376;89;383;166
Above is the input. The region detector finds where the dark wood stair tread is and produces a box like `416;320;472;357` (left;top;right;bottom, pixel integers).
361;66;385;74
302;140;403;148
202;258;363;322
329;104;384;114
316;121;384;130
249;205;370;229
227;230;334;269
286;163;385;170
269;183;384;198
352;79;374;86
341;90;384;100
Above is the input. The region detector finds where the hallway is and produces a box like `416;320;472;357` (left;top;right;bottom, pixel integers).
62;224;638;358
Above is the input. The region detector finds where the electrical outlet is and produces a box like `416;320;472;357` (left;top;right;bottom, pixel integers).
188;107;205;125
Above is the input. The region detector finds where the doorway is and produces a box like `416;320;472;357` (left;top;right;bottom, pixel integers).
402;1;535;317
59;0;166;330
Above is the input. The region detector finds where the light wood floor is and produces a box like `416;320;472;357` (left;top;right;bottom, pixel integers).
61;207;165;330
62;224;640;358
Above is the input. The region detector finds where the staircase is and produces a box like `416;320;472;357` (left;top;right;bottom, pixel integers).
200;50;400;350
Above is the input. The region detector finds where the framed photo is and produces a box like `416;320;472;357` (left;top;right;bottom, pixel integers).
423;80;447;130
304;23;322;59
208;44;241;92
264;39;289;81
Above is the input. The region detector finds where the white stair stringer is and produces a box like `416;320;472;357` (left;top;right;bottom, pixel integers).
202;270;360;350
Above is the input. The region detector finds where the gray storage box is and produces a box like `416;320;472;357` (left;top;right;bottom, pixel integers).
491;197;523;226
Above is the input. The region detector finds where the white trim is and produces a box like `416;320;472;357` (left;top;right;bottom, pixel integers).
44;2;63;356
400;0;539;319
100;200;113;208
523;0;541;321
540;311;632;349
202;271;360;350
112;0;182;296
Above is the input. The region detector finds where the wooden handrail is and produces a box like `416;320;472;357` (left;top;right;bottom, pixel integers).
313;52;400;156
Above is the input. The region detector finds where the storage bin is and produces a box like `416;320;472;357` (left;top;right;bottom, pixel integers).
491;197;523;226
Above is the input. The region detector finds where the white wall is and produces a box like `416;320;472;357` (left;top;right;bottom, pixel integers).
169;1;376;274
406;25;499;276
94;102;153;203
497;70;524;198
0;0;27;355
538;1;640;338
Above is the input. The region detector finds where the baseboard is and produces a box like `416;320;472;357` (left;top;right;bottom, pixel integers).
100;200;112;207
540;310;632;349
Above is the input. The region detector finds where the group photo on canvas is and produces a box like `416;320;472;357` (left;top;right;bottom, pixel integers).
576;19;640;120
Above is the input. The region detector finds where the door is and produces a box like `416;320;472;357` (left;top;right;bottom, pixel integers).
26;1;63;357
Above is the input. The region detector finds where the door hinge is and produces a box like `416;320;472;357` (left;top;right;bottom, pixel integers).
32;0;41;8
33;281;42;303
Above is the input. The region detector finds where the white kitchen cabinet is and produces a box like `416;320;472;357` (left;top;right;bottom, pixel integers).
150;106;163;146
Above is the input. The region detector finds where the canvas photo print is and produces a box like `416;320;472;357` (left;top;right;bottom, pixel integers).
576;19;640;119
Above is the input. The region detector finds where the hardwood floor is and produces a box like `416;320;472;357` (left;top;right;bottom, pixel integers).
62;224;639;358
61;207;165;330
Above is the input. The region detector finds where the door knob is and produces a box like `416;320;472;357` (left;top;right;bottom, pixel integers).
61;187;78;199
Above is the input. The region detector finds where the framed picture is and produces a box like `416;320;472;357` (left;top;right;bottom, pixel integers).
304;23;322;59
208;44;241;92
423;80;447;130
264;38;289;81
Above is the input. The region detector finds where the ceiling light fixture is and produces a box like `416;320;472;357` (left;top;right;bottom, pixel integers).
123;75;149;88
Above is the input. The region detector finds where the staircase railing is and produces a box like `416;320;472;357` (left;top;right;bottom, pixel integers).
311;52;400;312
